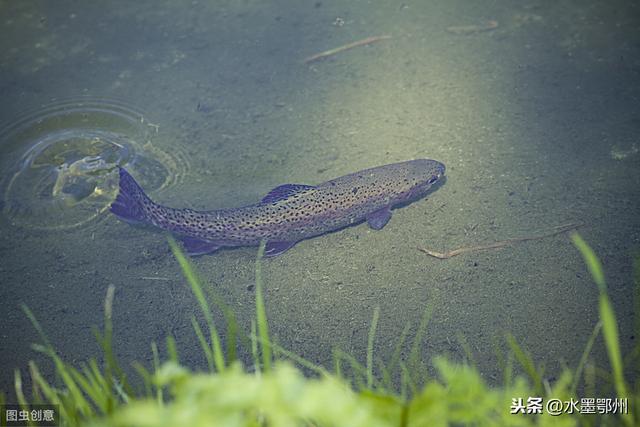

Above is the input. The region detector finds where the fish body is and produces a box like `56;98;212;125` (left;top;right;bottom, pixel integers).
110;159;445;256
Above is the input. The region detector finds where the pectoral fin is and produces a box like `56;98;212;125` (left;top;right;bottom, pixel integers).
264;240;297;257
366;207;392;230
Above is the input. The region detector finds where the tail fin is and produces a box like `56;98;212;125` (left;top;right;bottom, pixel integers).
110;167;154;225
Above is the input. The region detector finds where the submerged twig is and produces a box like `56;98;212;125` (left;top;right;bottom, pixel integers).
303;35;392;64
446;20;498;35
418;222;584;259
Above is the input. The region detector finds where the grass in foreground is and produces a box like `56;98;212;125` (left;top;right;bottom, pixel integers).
7;234;639;426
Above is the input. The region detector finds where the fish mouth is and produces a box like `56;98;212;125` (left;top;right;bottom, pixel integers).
434;163;446;187
425;161;446;185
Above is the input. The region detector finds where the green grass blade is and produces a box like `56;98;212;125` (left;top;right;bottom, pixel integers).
570;233;605;292
491;335;512;388
633;254;640;380
27;362;59;409
387;321;411;379
366;306;380;389
255;240;272;372
250;320;259;374
22;305;93;418
376;358;394;393
191;316;214;371
572;233;631;426
571;320;602;395
506;334;543;394
27;362;44;404
504;352;514;389
131;362;153;398
332;348;377;390
88;359;108;395
408;303;433;370
456;333;476;366
168;236;225;372
21;305;53;349
151;341;163;404
399;361;417;397
28;362;78;424
14;370;27;407
333;347;343;379
112;377;130;405
166;335;179;363
571;235;628;394
262;340;331;376
69;363;107;412
224;309;239;364
205;286;240;364
599;296;628;397
98;285;134;404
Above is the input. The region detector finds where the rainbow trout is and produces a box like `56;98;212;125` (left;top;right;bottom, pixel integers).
110;159;445;256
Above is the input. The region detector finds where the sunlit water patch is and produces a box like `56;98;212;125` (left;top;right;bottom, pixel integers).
0;98;188;230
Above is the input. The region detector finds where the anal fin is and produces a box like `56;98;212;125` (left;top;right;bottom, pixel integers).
264;240;297;257
180;236;221;256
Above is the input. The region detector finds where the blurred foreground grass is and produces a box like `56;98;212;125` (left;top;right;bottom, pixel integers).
2;235;638;426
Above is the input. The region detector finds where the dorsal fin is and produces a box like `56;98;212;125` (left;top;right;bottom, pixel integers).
261;184;315;204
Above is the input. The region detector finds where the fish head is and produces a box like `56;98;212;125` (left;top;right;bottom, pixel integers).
399;159;446;201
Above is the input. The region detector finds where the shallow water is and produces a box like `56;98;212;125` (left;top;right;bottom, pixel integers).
1;0;639;397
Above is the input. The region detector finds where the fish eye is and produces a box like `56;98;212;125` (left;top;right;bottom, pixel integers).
427;176;438;184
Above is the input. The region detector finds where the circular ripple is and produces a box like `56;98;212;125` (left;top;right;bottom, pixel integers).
0;98;188;230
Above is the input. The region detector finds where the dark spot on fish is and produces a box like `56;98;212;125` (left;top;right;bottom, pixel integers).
352;187;358;194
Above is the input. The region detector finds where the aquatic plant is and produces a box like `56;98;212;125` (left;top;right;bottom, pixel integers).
8;235;639;426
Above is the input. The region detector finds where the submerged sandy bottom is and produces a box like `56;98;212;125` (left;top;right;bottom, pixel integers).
1;0;638;394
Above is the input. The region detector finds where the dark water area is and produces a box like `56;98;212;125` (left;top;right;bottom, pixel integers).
1;0;639;400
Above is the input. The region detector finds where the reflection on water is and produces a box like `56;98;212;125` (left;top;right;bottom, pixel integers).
0;98;187;230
